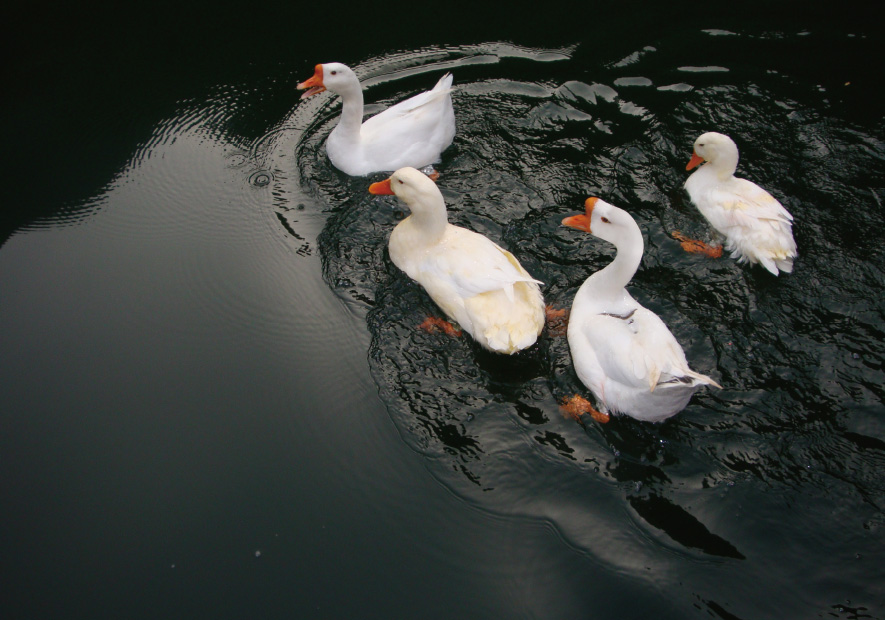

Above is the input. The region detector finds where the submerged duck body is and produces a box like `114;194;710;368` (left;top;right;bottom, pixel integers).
369;167;545;354
298;63;456;176
563;198;721;422
684;131;797;275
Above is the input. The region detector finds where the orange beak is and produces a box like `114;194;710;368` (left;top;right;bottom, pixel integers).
562;197;597;233
686;151;704;170
297;64;326;100
368;178;394;195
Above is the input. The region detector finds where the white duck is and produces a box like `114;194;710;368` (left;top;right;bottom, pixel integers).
682;131;797;275
298;63;456;176
369;167;545;354
562;197;721;423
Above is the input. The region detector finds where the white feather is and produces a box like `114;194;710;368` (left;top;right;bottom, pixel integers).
684;132;797;275
375;167;545;354
565;198;721;422
299;63;456;176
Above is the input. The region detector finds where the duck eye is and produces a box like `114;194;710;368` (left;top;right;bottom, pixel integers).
397;179;404;184
330;71;337;75
601;217;610;223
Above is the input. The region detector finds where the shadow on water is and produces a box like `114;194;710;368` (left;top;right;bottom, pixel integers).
299;38;885;616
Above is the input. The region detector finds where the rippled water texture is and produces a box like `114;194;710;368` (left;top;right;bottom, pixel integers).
297;39;884;614
4;23;884;620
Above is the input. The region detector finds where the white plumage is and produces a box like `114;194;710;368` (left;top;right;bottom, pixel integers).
369;167;545;354
298;63;455;176
563;198;721;422
684;132;797;275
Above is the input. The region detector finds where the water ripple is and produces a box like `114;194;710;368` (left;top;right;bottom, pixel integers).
291;35;883;612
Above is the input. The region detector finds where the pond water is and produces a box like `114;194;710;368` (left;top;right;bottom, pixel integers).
3;5;884;619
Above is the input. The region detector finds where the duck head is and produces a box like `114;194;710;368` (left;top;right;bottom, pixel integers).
686;131;739;171
369;167;442;209
369;166;436;198
297;62;359;100
562;197;641;248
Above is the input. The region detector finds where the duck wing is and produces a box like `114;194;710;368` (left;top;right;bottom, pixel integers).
581;308;717;392
415;227;541;304
381;73;453;115
711;178;794;228
710;178;797;274
361;73;454;138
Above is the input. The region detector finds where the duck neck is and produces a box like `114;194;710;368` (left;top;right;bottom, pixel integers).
710;150;739;180
404;194;448;241
579;231;643;304
332;85;365;140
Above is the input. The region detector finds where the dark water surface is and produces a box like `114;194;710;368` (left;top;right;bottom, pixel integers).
4;4;884;619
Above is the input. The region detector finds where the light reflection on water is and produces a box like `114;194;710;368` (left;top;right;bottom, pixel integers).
298;37;884;614
3;30;883;619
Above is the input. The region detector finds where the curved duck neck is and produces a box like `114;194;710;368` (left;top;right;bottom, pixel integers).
578;229;644;304
332;83;365;139
707;150;739;181
402;191;449;241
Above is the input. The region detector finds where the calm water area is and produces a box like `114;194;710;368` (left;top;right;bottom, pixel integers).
3;3;884;618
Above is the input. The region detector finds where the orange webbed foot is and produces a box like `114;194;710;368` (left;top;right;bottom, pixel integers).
545;305;569;336
418;316;462;337
671;231;723;258
560;394;610;424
